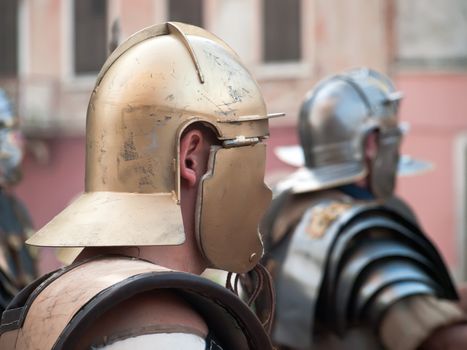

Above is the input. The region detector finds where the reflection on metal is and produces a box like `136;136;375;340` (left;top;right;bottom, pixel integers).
222;136;260;148
386;91;404;103
218;112;285;123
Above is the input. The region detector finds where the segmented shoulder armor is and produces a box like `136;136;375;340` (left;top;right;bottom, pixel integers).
317;204;457;336
270;196;457;349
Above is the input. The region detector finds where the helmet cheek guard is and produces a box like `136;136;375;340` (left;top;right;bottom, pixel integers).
196;143;271;273
369;129;402;200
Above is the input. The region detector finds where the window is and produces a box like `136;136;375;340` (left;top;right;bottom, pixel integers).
73;0;108;74
168;0;203;27
263;0;301;62
0;0;18;77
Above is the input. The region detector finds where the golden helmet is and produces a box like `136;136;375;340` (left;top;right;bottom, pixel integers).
27;22;280;273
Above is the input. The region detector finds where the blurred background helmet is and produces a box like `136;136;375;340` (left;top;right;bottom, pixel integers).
276;68;432;198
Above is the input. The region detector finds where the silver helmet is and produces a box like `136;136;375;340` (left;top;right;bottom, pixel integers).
276;68;431;198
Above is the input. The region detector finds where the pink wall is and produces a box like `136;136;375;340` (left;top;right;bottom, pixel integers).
16;138;85;228
14;137;85;272
395;73;467;267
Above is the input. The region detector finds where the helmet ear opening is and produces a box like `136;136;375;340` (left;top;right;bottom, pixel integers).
180;122;221;145
176;120;222;203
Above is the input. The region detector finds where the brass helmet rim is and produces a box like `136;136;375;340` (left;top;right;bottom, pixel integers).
26;191;185;247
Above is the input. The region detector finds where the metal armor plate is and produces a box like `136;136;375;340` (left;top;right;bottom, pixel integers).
271;193;457;349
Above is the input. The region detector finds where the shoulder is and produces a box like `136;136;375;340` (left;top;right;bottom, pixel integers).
264;188;345;248
77;290;208;348
1;256;272;350
1;257;207;349
384;195;419;224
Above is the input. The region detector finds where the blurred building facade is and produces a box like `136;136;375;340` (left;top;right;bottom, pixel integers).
1;0;467;276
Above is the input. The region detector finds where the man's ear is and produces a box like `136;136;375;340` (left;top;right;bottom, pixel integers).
180;129;205;188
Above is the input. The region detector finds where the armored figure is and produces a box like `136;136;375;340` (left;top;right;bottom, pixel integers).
0;22;278;349
0;89;36;313
260;69;466;350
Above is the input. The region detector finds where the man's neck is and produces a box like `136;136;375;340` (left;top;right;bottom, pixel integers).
77;177;208;274
77;241;207;275
77;184;208;274
339;183;374;200
137;244;207;274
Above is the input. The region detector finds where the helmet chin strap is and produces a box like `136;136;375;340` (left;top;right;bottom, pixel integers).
227;263;276;334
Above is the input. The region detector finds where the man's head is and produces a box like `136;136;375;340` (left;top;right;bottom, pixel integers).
277;68;403;199
0;89;23;187
27;22;279;273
